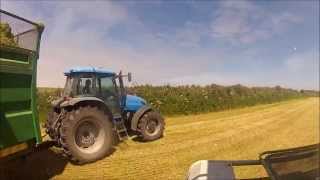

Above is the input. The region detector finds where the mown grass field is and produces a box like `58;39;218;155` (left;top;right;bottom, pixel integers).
1;97;319;179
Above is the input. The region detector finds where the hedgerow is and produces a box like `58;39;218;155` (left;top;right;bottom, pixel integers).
37;84;317;121
129;84;312;115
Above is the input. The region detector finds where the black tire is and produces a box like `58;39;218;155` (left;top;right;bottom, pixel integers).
59;106;114;164
137;111;165;141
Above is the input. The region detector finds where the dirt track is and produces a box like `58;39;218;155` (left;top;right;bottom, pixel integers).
1;98;319;179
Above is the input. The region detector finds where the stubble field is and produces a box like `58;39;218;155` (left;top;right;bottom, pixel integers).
1;97;319;179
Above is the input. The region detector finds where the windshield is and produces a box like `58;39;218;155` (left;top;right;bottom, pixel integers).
0;10;41;51
262;144;319;180
63;76;74;97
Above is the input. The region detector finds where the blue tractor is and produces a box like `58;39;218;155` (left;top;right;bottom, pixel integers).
45;67;165;163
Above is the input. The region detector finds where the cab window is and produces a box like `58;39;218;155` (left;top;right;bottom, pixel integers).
77;76;94;95
99;76;116;98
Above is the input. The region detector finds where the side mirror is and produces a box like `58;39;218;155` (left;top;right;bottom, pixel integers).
128;72;132;82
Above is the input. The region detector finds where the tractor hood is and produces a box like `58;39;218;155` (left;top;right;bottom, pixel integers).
125;94;146;112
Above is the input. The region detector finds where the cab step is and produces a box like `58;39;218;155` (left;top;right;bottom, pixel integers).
112;118;129;141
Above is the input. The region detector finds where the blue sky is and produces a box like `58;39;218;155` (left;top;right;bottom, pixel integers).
2;0;319;90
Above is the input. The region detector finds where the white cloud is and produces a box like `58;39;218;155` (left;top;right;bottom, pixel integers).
211;0;303;44
212;2;251;36
174;22;206;48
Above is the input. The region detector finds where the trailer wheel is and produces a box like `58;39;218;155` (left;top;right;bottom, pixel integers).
59;106;114;164
138;111;165;141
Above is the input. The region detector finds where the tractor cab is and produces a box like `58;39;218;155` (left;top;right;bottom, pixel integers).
63;67;123;115
59;67;148;116
63;67;118;97
61;67;146;116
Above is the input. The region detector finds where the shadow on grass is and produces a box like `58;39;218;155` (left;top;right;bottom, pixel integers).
131;136;144;142
68;147;117;166
0;148;68;180
131;135;165;143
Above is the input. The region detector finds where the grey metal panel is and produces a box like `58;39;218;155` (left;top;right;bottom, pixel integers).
187;160;236;180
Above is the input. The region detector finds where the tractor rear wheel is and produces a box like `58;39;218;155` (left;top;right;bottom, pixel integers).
138;111;165;141
59;106;114;164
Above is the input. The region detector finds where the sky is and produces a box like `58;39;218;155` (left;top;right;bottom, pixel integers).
2;0;319;90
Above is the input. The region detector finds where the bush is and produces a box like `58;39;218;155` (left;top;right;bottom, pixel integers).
129;84;309;116
0;23;17;47
37;84;317;120
37;88;63;122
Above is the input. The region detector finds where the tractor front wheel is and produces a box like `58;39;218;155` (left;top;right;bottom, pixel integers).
59;106;114;164
138;111;165;141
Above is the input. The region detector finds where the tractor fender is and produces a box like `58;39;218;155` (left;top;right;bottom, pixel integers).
60;97;105;108
131;105;153;131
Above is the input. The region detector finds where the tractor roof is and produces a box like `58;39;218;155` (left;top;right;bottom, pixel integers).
64;67;115;76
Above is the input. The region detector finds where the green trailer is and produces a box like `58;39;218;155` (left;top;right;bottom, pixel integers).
0;10;44;159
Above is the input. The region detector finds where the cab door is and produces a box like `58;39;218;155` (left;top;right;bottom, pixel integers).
97;76;121;117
